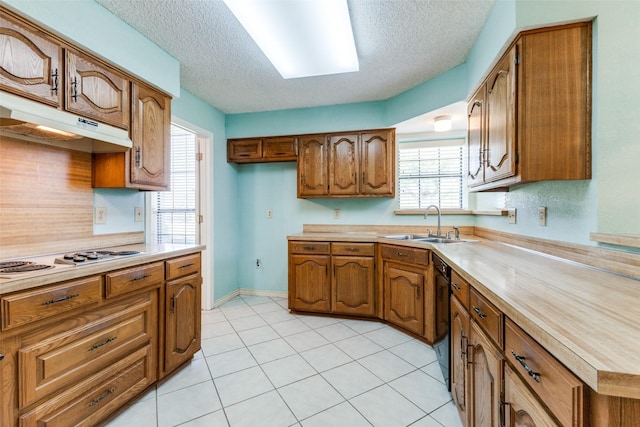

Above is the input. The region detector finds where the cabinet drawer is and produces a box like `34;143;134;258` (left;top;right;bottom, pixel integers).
227;138;261;162
469;287;503;347
19;345;154;427
289;241;331;255
105;262;164;298
381;244;429;266
1;276;102;330
263;137;297;160
19;292;156;407
450;270;470;309
166;253;201;281
331;242;375;256
505;318;587;427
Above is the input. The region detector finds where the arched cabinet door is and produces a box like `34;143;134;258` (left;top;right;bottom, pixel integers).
165;273;202;374
0;11;62;106
504;363;560;427
65;48;130;130
469;320;503;427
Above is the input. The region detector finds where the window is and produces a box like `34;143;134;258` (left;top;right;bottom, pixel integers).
398;139;464;210
153;125;198;244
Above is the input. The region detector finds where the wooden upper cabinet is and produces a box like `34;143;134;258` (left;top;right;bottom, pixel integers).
468;21;592;191
0;10;62;107
361;130;394;196
227;136;297;163
329;133;359;195
65;48;130;130
298;134;329;197
130;82;170;189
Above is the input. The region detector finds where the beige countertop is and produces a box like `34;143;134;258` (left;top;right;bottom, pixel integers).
289;232;640;399
0;243;205;296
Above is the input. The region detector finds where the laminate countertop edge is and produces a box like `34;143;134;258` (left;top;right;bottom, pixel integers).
288;232;640;399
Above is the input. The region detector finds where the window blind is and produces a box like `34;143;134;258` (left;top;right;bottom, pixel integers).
398;141;463;210
154;125;197;244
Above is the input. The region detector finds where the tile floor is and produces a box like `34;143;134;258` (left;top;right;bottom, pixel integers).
105;295;463;427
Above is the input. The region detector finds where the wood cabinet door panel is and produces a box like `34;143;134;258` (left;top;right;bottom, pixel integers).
361;131;394;196
467;88;485;187
166;253;202;281
105;262;164;298
297;135;328;197
384;264;424;335
130;82;170;189
0;12;62;106
469;320;503;427
227;138;262;162
505;363;560;427
332;256;375;316
165;273;202;374
65;49;130;129
451;295;471;426
329;134;359;195
262;136;297;161
289;254;331;312
485;46;516;183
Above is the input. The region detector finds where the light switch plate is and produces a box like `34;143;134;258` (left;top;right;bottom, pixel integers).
134;207;143;222
507;208;517;224
538;207;547;226
95;207;106;224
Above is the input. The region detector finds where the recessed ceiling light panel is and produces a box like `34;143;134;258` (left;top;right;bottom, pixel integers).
224;0;359;79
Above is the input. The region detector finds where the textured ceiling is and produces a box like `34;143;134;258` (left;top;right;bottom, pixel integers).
96;0;495;115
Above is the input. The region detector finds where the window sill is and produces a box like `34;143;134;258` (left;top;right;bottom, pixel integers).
394;209;507;216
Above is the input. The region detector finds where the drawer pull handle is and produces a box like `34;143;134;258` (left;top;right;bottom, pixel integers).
130;274;151;282
303;246;316;250
452;282;461;291
345;247;359;252
89;387;116;407
472;306;487;319
171;295;175;313
51;68;59;95
178;263;195;269
71;77;79;102
512;350;541;383
88;336;117;351
42;293;79;306
395;251;408;257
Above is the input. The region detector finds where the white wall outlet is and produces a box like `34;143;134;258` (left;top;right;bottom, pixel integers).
334;208;341;219
95;207;107;224
256;258;262;269
266;208;273;219
134;207;144;222
507;208;517;224
538;206;547;226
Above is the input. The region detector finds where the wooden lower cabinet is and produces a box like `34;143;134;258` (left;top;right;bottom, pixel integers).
383;263;424;336
451;295;471;426
504;362;560;426
332;255;375;316
469;320;504;427
289;253;331;312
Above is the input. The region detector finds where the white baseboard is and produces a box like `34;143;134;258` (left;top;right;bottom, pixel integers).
212;288;287;308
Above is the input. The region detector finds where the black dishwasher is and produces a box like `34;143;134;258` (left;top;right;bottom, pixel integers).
432;253;451;390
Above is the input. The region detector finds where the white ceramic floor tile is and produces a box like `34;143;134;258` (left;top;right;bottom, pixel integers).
299;315;341;329
104;396;157;427
213;366;274;407
220;305;256;320
389;370;452;414
322;361;384;399
389;339;439;368
251;301;285;314
259;309;296;324
178;409;229;426
301;402;371;427
240;295;274;306
205;347;257;378
157;381;222;427
157;357;212;396
421;361;446;384
225;390;297;427
271;318;312;337
358;350;416;382
262;354;317;388
201;309;227;325
248;338;296;364
237;324;281;346
201;320;235;340
218;297;248;308
408;415;445;427
340;318;386;334
284;329;330;352
200;332;245;357
429;401;464;427
300;344;353;372
315;323;359;342
350;384;426;427
278;375;345;420
271;297;289;308
363;326;413;348
228;314;268;331
333;334;383;359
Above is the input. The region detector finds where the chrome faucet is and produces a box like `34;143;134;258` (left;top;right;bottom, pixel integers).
424;205;442;237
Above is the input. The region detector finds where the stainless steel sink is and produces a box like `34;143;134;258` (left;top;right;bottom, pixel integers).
381;235;478;243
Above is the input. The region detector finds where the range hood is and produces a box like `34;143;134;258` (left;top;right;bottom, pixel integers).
0;92;132;153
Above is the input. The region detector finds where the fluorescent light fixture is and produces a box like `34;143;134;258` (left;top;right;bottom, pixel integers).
434;116;453;132
224;0;359;79
36;125;77;137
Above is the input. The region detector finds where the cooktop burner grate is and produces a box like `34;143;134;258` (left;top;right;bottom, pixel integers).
0;262;53;273
0;260;31;269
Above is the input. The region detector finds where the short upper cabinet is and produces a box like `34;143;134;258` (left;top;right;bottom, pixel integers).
468;22;592;191
297;129;395;198
227;136;297;163
164;254;202;376
0;10;62;107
